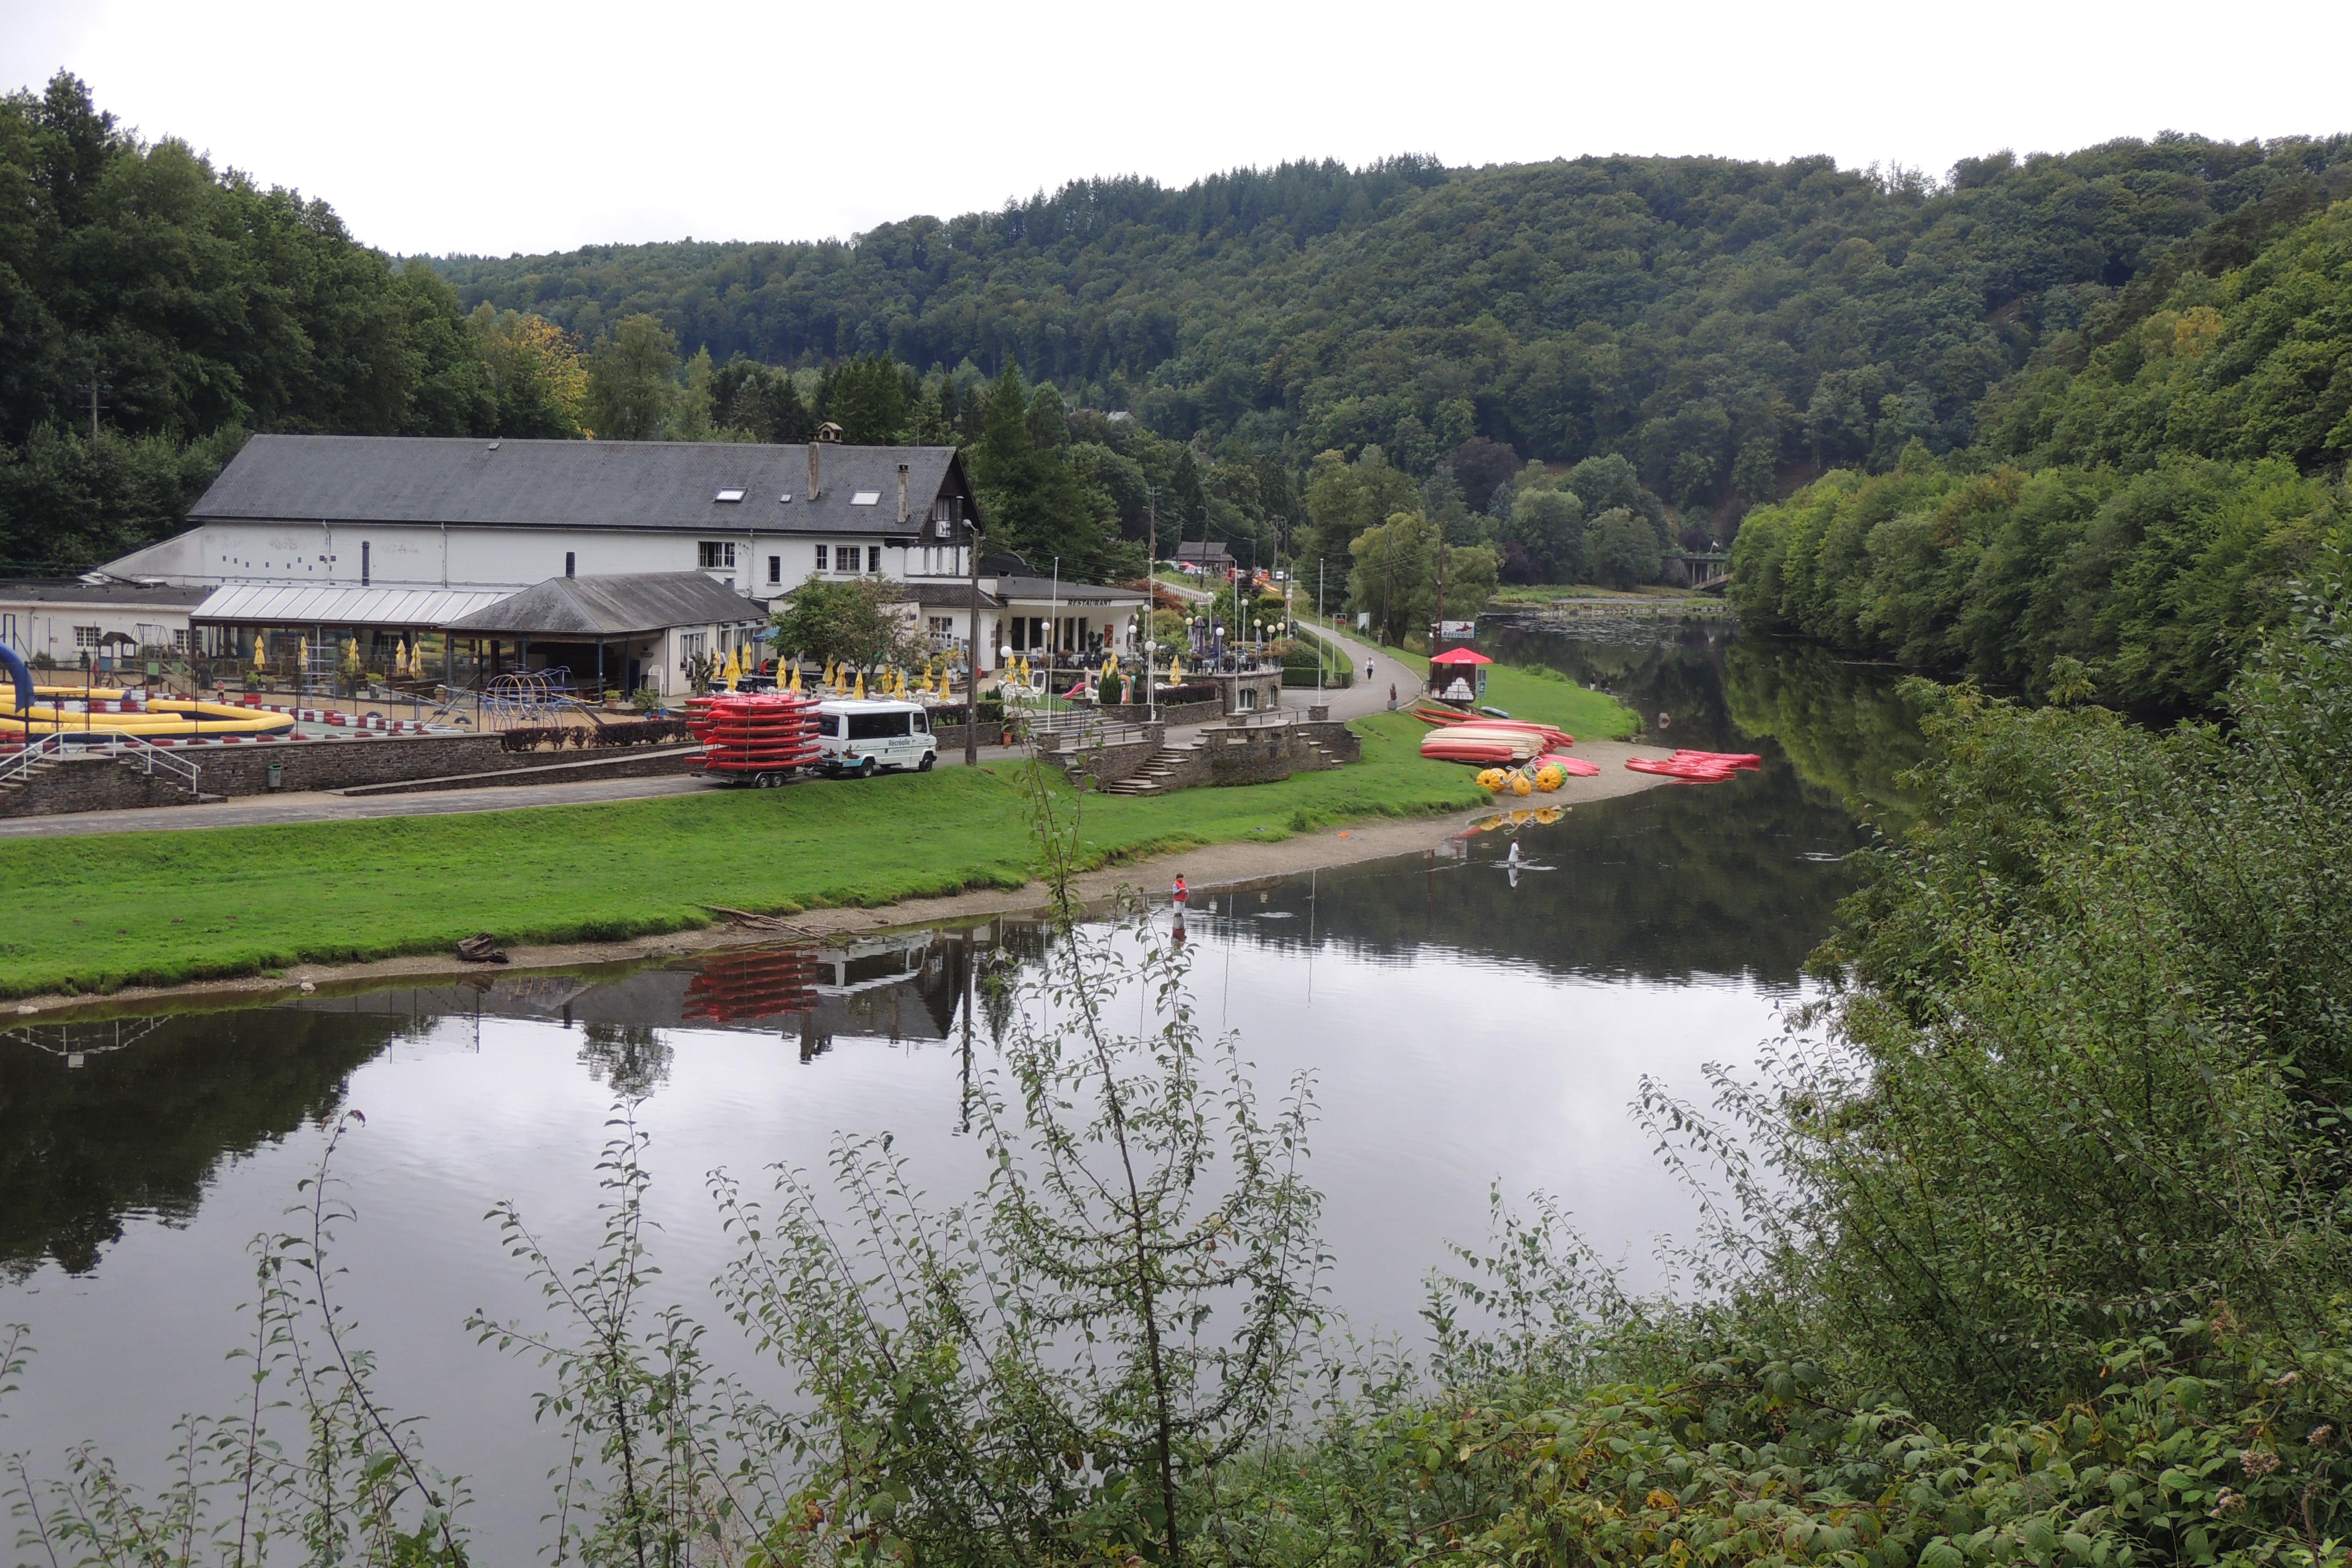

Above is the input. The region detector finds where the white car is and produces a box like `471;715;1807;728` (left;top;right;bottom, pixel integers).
815;699;938;777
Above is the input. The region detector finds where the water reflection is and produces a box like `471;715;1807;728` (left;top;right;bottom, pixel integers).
0;617;1924;1549
1487;614;1926;832
0;1009;399;1278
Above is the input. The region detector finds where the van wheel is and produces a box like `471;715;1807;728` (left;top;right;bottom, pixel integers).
917;752;935;772
859;756;877;778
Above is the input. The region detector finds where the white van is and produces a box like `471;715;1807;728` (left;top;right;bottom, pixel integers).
815;699;937;777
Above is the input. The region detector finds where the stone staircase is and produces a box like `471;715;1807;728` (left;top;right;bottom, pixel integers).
1097;738;1206;797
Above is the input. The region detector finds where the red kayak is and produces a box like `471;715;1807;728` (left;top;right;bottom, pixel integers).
1538;752;1601;777
1670;749;1761;769
1627;756;1743;782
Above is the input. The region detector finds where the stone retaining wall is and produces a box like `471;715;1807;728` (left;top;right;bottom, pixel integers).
0;732;705;817
1152;719;1361;791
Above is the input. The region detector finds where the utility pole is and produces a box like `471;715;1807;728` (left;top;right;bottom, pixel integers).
87;373;104;442
964;507;983;765
1433;529;1449;647
1144;486;1158;722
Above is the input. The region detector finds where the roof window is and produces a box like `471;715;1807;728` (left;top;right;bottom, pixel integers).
850;490;881;506
715;487;746;503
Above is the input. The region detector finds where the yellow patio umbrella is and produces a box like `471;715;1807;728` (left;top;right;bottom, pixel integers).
251;637;265;671
722;648;741;691
854;670;866;699
935;669;950;699
787;663;802;694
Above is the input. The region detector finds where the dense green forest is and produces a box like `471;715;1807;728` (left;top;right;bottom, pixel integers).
1729;194;2352;708
11;68;2351;706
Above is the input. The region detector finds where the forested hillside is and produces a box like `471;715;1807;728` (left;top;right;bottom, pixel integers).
439;138;2352;508
1729;197;2352;709
0;75;587;574
10;64;2350;691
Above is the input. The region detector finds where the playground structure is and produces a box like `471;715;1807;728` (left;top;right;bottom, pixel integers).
480;671;577;730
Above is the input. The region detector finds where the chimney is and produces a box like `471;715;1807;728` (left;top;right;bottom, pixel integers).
807;442;821;502
896;463;910;524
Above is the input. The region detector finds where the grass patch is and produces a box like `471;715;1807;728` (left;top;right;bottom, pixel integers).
0;717;1509;999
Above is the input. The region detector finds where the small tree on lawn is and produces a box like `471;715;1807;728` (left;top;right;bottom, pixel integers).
769;575;927;678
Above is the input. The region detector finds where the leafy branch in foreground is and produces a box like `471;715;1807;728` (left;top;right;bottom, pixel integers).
4;1111;471;1566
710;751;1325;1567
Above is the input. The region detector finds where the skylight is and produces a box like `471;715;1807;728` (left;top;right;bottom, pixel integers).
850;490;881;506
715;487;746;503
777;493;793;503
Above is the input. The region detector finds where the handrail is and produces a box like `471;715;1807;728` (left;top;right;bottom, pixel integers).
0;732;201;796
0;733;68;789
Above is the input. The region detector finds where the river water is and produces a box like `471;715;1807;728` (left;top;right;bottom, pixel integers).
0;619;1913;1547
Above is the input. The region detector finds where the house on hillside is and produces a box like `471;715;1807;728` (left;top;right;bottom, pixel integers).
1173;541;1234;574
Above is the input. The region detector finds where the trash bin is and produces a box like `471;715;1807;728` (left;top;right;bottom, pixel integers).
265;763;283;791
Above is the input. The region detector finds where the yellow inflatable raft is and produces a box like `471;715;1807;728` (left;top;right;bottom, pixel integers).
3;691;296;739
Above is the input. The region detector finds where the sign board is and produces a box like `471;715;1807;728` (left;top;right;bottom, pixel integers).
1355;612;1371;631
1437;620;1477;639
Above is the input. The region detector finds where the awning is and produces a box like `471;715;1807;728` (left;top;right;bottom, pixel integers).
191;583;513;628
1429;648;1494;665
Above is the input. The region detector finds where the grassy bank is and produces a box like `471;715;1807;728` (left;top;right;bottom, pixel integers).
0;712;1553;999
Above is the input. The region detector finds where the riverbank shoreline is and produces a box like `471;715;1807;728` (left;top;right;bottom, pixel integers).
5;746;1679;1020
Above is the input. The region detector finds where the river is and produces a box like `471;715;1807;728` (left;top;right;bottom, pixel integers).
0;617;1914;1548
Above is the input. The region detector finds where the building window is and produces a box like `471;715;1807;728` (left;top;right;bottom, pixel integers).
360;541;371;585
814;544;829;572
74;625;101;649
767;554;781;584
928;616;954;636
566;551;576;577
173;629;190;652
698;542;736;569
679;631;706;661
867;546;881;573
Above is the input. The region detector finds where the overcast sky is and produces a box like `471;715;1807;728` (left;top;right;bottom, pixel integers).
7;0;2347;259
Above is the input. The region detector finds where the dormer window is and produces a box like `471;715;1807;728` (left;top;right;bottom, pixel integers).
715;488;746;503
850;490;881;506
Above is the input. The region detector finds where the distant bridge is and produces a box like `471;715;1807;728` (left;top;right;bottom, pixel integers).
1663;551;1731;594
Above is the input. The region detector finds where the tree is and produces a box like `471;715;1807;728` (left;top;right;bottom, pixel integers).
1731;435;1778;504
1303;447;1419;599
1500;487;1584;583
1586;505;1662;588
583;314;679;440
767;575;925;675
824;351;909;444
470;307;587;438
1348;509;1437;646
1447;436;1522;511
968;363;1117;577
668;346;717;441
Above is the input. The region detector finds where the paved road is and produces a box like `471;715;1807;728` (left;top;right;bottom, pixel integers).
0;616;1425;842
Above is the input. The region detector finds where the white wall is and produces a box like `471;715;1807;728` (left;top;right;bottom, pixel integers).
0;599;192;665
118;522;972;601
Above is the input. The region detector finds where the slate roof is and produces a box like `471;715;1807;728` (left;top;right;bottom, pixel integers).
189;435;977;537
0;578;211;608
1174;541;1233;561
440;573;768;636
904;582;1004;610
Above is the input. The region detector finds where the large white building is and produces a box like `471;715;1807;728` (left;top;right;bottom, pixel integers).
42;432;1146;694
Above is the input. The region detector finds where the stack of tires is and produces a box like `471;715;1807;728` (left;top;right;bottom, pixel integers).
687;693;819;787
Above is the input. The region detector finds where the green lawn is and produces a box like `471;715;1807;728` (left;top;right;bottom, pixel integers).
0;712;1537;999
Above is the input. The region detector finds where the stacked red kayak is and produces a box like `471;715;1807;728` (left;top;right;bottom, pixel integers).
688;693;820;778
1415;706;1578;767
1625;749;1763;783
